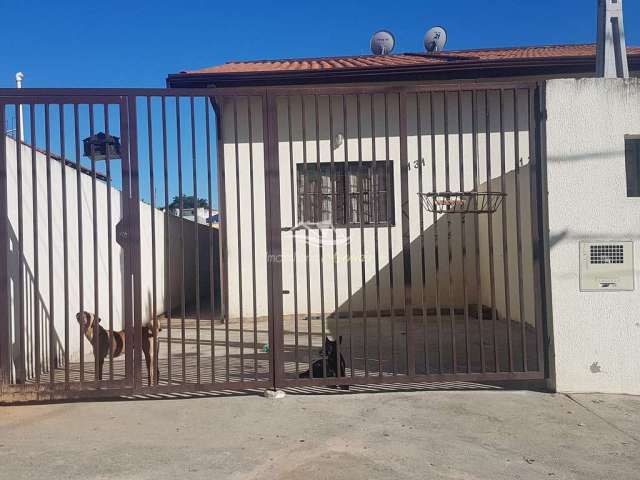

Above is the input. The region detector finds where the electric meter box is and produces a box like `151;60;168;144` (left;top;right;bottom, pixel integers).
579;241;635;292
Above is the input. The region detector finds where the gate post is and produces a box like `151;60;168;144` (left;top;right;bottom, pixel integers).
118;96;143;388
126;96;144;388
264;92;284;390
531;83;551;380
0;104;10;385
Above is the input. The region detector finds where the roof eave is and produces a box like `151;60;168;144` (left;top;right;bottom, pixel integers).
166;56;640;88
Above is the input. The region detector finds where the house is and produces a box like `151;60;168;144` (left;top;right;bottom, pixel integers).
1;3;639;401
166;42;640;395
168;207;217;226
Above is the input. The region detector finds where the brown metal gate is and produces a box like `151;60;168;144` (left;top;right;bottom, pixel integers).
262;83;547;389
0;89;275;402
0;83;547;403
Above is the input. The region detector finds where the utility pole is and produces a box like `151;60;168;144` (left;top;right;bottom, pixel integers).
596;0;629;79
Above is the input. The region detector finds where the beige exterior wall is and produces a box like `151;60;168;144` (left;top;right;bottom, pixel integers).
5;137;212;379
545;78;640;395
221;86;536;329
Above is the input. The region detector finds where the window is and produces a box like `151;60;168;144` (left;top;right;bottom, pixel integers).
626;139;640;197
296;161;394;227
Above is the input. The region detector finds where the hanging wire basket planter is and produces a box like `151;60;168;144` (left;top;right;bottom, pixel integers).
418;191;506;214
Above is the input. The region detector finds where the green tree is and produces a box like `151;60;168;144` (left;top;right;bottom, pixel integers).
167;195;209;210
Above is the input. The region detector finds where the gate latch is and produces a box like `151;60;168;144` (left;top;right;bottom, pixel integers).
115;221;128;247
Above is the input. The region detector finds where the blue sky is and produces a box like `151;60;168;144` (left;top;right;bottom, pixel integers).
2;0;639;88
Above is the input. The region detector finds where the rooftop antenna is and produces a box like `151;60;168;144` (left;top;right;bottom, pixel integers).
15;72;24;142
424;26;447;53
370;30;396;55
596;0;629;78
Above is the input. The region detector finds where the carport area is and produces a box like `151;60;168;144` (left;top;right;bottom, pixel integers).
1;390;638;480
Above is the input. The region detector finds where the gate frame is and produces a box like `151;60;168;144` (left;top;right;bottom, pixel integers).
0;88;277;402
253;80;550;389
0;82;551;401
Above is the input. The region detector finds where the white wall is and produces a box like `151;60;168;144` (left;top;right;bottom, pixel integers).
221;88;537;330
545;78;640;395
4;137;210;381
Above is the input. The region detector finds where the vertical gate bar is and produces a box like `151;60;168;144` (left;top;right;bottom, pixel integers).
147;97;159;385
399;91;414;377
513;89;527;372
529;86;546;374
0;104;10;385
30;104;41;384
73;103;85;384
45;104;55;385
429;93;443;373
15;103;25;384
89;104;100;382
119;97;133;385
443;93;457;374
416;93;429;374
190;96;201;384
356;94;368;378
14;103;24;384
301;95;313;378
232;97;244;382
342;95;354;377
205;98;216;383
371;94;383;377
127;96;143;388
286;96;300;376
458;92;471;373
485;91;499;373
161;96;172;384
264;92;282;388
247;97;258;382
472;91;485;373
499;90;514;372
104;104;114;381
314;95;327;378
175;96;186;384
59;104;70;384
213;98;231;384
384;94;396;376
328;95;341;382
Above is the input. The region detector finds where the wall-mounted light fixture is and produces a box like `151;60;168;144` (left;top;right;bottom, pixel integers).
332;133;344;150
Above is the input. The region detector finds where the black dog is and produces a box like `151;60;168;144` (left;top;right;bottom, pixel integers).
300;336;348;390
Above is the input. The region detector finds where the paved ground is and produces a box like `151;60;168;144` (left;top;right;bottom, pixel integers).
1;390;638;480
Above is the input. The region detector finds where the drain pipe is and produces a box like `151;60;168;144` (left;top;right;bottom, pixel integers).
15;72;24;141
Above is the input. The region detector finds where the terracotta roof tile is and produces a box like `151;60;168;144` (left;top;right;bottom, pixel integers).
181;44;640;76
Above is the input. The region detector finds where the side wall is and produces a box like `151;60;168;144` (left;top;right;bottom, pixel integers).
546;78;640;395
4;137;214;380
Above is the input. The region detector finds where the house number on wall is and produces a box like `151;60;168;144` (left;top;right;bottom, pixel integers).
408;158;426;171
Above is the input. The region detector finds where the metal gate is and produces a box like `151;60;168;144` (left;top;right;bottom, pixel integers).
0;89;275;402
262;83;547;389
0;83;547;402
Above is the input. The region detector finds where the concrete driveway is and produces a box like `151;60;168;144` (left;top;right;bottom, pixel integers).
1;390;638;479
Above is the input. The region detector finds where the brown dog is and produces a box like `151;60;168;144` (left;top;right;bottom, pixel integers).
76;311;159;385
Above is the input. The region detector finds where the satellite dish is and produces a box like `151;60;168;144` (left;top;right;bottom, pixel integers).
424;26;447;53
370;30;396;55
